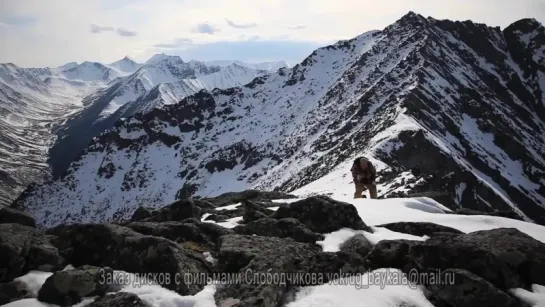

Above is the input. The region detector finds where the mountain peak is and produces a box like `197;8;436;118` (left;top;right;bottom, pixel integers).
145;53;183;65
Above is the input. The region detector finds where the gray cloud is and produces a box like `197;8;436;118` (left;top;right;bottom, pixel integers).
226;19;257;29
0;14;37;27
154;38;193;49
116;28;138;37
287;24;306;30
90;24;137;36
194;23;219;34
90;24;114;33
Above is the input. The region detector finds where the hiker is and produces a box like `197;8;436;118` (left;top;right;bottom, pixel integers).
351;157;377;199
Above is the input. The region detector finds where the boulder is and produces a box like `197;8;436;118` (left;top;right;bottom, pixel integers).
0;280;31;305
130;207;153;222
0;207;36;227
242;200;271;223
216;234;306;273
0;223;64;282
48;223;212;295
149;199;203;222
339;234;373;257
37;265;113;306
87;292;149;307
427;269;521;307
366;228;545;290
461;228;545;287
301;251;368;284
234;218;324;243
46;223;142;267
126;219;232;252
112;234;211;295
215;235;321;307
376;222;463;237
271;196;372;233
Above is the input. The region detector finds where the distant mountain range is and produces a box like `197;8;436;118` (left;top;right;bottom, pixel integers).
0;54;288;206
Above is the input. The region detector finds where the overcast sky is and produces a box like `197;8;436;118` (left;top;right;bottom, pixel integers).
1;0;544;67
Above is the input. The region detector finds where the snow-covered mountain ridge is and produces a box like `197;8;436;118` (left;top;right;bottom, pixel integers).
13;12;545;227
0;56;286;207
46;56;284;177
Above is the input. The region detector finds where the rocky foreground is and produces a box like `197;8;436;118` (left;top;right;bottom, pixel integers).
1;190;545;307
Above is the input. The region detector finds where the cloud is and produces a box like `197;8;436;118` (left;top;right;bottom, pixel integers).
0;14;37;27
287;24;306;30
154;38;193;49
226;19;257;29
90;24;114;33
116;27;137;37
194;23;219;34
90;24;137;36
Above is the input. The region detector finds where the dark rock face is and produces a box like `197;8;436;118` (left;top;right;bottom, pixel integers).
302;251;368;283
126;219;232;253
271;196;372;233
146;199;204;222
339;234;373;257
37;266;113;306
215;234;322;307
242;200;272;223
112;235;211;295
0;280;31;305
130;207;153;222
234;218;324;243
47;223;211;295
427;269;521;307
0;207;36;227
87;292;149;307
376;222;464;237
0;223;64;282
366;227;545;291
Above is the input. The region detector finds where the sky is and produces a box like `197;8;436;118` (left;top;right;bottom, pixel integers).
0;0;544;67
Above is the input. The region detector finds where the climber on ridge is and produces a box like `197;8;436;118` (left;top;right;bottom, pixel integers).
351;156;377;199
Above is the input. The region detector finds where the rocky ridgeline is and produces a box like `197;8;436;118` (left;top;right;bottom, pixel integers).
1;190;545;307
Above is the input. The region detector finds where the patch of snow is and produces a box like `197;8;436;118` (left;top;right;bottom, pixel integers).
285;268;434;307
509;284;545;307
317;227;427;252
214;203;241;211
13;270;53;297
267;206;280;211
203;252;217;265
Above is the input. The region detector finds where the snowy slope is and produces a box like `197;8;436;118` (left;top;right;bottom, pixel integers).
0;58;139;206
106;56;142;76
0;63;94;206
58;61;121;82
14;13;545;227
47;57;272;176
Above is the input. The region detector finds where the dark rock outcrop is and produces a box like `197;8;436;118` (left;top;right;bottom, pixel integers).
47;223;211;295
127;219;232;253
0;223;64;282
339;234;373;257
233;218;324;243
0;280;31;305
366;228;545;291
0;207;36;227
215;234;321;307
37;266;113;306
271;196;372;233
242;200;272;223
87;292;149;307
427;269;521;307
376;222;464;237
130;207;153;222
